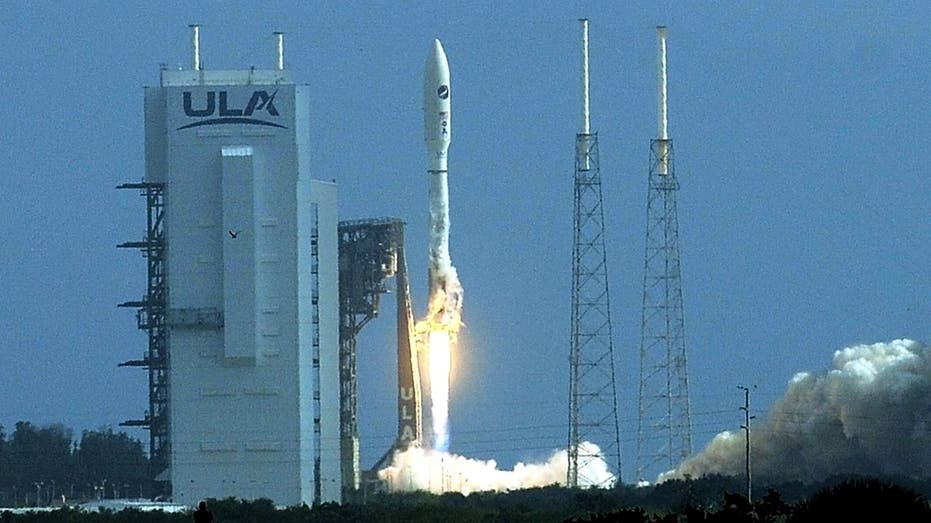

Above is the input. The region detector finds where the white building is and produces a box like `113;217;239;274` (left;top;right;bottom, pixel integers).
143;62;340;505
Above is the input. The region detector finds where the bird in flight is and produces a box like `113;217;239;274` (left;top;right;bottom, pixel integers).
228;230;241;239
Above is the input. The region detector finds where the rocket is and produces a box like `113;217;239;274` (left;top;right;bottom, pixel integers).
423;38;461;453
424;39;460;320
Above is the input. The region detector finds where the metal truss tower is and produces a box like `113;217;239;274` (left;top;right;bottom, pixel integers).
338;218;420;497
567;19;622;488
636;26;693;481
117;181;170;496
310;212;322;504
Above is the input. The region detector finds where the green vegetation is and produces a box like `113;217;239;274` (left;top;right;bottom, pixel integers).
0;422;149;506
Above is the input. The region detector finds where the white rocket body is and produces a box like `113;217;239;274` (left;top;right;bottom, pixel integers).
425;39;451;172
424;39;458;312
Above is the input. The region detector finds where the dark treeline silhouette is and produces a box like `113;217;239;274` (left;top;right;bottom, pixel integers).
0;422;149;506
3;478;931;522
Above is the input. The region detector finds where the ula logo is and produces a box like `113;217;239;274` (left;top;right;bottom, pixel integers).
177;90;287;130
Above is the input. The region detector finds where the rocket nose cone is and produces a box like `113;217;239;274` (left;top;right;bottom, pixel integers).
425;38;449;77
432;38;445;58
424;38;451;148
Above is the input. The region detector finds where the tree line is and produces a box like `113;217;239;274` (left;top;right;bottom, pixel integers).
0;422;149;507
2;479;931;522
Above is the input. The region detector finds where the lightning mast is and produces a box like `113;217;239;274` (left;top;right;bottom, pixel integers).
568;18;622;488
636;26;693;481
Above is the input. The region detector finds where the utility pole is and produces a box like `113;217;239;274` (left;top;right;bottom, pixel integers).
738;385;754;503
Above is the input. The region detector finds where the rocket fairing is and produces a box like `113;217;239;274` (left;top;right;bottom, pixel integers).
424;39;451;172
424;38;461;322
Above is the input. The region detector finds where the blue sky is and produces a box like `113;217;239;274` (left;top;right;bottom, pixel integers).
0;2;927;484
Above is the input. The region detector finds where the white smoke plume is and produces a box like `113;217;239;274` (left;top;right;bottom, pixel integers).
378;442;615;494
662;339;931;483
427;168;463;327
424;165;463;453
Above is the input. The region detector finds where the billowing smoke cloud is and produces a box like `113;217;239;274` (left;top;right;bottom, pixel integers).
662;339;931;483
378;442;614;494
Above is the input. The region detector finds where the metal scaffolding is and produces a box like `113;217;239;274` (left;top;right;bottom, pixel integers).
337;218;419;497
311;209;322;504
117;182;171;496
568;131;622;487
636;138;693;481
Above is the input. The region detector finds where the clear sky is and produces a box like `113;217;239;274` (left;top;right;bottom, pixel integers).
0;2;927;484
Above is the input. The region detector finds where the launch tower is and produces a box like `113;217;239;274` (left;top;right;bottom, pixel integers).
337;218;421;496
117;182;169;492
567;19;622;487
636;26;693;481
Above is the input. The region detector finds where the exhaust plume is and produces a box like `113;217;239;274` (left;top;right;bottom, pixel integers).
661;339;931;483
378;441;614;494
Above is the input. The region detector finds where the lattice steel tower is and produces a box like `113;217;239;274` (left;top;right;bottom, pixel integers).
568;19;622;488
636;26;693;481
118;181;170;497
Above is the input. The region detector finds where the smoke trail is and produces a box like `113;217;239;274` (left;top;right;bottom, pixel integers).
660;339;931;483
378;441;614;494
427;160;463;329
423;167;463;452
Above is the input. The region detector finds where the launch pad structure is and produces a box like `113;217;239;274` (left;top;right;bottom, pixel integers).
337;218;422;496
117;182;170;494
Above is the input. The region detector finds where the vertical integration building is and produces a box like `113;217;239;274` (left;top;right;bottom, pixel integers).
126;30;341;505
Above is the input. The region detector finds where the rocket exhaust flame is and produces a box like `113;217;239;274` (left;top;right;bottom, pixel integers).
427;329;451;451
414;295;459;453
418;275;461;453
